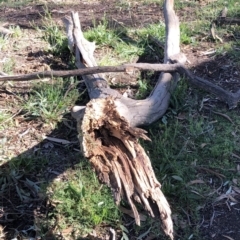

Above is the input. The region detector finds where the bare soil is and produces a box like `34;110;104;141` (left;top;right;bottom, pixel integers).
1;1;240;239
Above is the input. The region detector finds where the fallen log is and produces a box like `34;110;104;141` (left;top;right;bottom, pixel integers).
64;0;179;238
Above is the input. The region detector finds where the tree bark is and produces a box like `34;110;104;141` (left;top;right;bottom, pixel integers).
65;2;240;237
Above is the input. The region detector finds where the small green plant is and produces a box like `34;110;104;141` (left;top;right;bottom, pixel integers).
10;25;23;38
84;17;121;47
0;110;12;129
84;20;165;63
23;78;79;124
180;23;194;45
39;7;68;55
2;58;15;74
136;79;152;99
0;35;8;51
120;225;129;240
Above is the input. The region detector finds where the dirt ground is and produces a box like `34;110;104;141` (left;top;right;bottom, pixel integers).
1;1;240;239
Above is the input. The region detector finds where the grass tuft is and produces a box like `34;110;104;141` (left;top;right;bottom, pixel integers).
23;78;79;125
38;7;69;56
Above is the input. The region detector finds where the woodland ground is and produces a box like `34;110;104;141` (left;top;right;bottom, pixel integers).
0;0;240;240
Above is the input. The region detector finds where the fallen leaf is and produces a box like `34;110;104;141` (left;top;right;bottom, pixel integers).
222;235;234;240
172;175;183;181
42;135;71;144
200;143;207;148
186;179;205;186
232;179;238;185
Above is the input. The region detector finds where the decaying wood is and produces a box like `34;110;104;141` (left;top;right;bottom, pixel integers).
80;97;173;239
2;0;239;239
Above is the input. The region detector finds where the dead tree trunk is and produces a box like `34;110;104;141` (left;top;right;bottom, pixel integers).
62;0;183;239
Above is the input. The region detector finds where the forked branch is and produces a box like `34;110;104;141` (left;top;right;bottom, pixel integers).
65;1;179;238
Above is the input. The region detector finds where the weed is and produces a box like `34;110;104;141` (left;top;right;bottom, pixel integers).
38;7;69;56
85;20;165;63
84;16;121;47
2;58;15;74
0;35;7;51
136;79;152;99
10;25;23;38
135;22;165;41
180;23;195;45
0;110;12;130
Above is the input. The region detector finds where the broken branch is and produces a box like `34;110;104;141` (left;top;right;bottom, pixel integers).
1;62;240;109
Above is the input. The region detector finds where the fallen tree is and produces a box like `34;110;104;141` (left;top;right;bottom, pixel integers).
65;1;180;238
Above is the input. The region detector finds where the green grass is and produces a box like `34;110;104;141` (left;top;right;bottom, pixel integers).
140;90;240;239
36;7;69;56
84;20;165;63
0;35;8;51
0;110;12;129
0;25;23;73
23;78;79;125
2;58;15;74
43;161;120;238
0;0;33;7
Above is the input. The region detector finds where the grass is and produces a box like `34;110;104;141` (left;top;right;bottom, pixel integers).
140;95;240;239
0;35;8;51
23;78;79;125
0;0;35;8
2;58;15;74
44;161;120;238
37;8;69;56
84;20;165;64
0;0;240;239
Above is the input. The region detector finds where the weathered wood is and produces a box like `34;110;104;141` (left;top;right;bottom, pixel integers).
62;4;183;129
64;0;180;238
80;97;173;239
